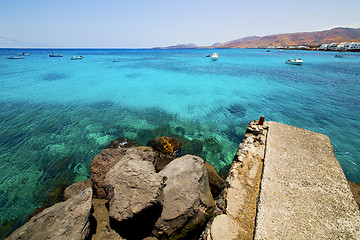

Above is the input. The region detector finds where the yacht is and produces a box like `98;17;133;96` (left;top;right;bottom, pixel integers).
285;58;303;65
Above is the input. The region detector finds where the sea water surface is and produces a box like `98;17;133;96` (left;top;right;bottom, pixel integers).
0;48;359;237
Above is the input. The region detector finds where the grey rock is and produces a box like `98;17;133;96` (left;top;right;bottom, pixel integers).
7;188;93;240
153;155;215;240
105;158;165;239
91;148;158;198
64;179;92;200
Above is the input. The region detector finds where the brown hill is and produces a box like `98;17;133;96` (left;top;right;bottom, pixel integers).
217;27;360;48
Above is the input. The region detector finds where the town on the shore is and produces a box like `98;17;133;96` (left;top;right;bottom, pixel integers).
264;41;360;51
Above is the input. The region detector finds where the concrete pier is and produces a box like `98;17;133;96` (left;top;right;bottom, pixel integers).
204;121;360;240
255;121;360;239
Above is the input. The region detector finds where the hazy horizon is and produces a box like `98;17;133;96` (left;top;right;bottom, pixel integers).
1;0;360;48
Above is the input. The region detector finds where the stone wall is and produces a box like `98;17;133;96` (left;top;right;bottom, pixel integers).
203;120;268;240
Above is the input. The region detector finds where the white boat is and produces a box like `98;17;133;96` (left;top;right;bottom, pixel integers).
7;56;24;59
285;58;303;65
211;53;218;61
70;56;83;60
18;53;29;56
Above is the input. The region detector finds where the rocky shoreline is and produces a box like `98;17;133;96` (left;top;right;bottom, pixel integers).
6;135;225;240
6;121;360;239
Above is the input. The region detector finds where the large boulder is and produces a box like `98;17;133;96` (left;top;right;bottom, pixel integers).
105;158;166;239
7;188;93;240
153;155;215;240
91;148;158;198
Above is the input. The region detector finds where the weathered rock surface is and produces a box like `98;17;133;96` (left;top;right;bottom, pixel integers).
7;188;93;240
64;179;92;200
91;148;158;198
205;162;225;198
147;136;182;157
105;158;166;239
153;155;215;240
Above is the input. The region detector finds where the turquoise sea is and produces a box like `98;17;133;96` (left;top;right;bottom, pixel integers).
0;48;359;237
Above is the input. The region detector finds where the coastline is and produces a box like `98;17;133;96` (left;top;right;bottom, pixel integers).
1;48;360;239
5;120;360;239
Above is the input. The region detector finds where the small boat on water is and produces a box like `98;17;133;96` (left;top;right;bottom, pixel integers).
70;56;83;60
49;50;63;57
335;54;343;58
211;53;218;61
7;56;24;59
18;53;29;56
49;54;63;57
285;58;303;65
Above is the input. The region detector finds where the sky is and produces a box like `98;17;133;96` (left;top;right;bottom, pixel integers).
1;0;360;48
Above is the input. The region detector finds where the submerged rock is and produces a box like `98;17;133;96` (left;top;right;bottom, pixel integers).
105;159;166;239
7;188;93;240
106;137;139;149
153;155;215;240
91;148;158;198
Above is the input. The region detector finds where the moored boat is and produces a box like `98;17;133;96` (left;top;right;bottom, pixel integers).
335;54;343;58
285;58;303;65
49;50;63;57
18;53;29;56
7;56;24;59
70;56;83;60
211;53;218;61
49;54;63;57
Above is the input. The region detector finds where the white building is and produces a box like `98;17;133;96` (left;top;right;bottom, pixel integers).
345;42;359;50
328;43;338;50
336;42;346;50
318;43;329;50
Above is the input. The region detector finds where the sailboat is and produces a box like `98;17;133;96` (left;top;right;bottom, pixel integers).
49;50;63;57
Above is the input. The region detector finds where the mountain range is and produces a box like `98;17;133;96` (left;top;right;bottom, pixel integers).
162;27;360;49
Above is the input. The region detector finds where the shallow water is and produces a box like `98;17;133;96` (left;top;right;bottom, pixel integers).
0;48;359;238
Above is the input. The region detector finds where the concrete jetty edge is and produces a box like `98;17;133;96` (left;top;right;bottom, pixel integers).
204;120;360;240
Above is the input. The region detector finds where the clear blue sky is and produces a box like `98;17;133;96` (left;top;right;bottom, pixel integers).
1;0;360;48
